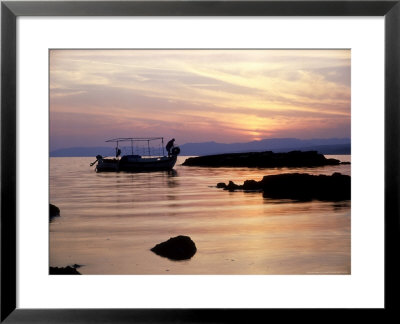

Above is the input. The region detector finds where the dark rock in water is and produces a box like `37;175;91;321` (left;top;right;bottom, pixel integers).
222;181;241;191
151;235;197;261
226;181;238;192
50;266;81;275
261;172;351;201
218;172;350;201
183;150;341;168
216;182;226;188
49;204;60;220
242;179;262;191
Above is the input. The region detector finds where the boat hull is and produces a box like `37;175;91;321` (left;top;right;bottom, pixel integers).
96;155;177;172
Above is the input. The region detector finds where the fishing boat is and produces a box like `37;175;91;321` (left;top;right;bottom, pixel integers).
91;137;180;172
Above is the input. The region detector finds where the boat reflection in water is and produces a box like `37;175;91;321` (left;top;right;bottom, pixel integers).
91;137;180;172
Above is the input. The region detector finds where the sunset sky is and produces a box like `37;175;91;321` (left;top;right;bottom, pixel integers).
50;49;350;150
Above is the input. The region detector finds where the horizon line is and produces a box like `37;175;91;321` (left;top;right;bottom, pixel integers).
50;136;351;152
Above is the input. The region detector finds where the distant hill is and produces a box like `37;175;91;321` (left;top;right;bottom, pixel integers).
50;146;115;157
50;138;351;157
179;138;351;156
298;144;350;155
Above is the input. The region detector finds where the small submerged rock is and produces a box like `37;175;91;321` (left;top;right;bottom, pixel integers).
50;266;81;275
49;204;60;221
151;235;197;261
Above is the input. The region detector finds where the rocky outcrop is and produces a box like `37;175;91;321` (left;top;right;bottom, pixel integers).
151;235;197;261
49;266;81;275
183;151;341;168
218;172;350;201
49;204;60;221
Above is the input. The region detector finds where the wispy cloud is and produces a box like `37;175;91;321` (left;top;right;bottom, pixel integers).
50;49;350;150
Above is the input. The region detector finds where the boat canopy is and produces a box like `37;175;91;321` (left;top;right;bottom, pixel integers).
105;137;166;157
106;137;164;143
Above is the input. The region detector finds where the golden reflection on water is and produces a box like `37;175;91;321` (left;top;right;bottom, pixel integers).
50;155;350;274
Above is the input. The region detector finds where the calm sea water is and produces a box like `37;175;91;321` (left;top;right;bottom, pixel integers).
49;155;351;275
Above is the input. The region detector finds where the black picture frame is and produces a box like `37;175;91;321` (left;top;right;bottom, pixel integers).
1;1;399;322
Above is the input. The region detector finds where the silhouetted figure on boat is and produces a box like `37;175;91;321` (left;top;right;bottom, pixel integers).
116;147;121;158
166;138;175;156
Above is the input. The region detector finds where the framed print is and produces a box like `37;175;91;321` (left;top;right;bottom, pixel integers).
1;0;399;322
